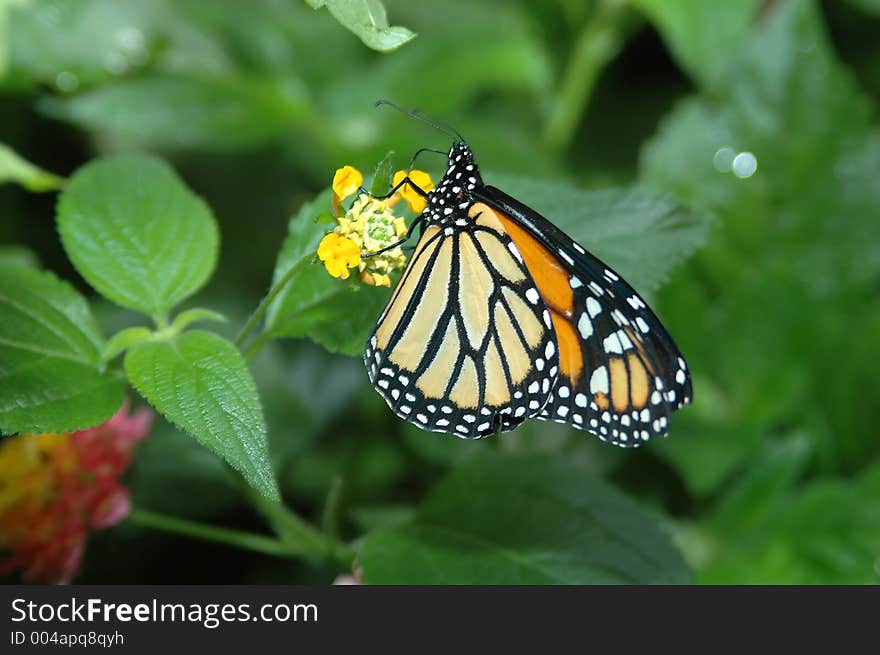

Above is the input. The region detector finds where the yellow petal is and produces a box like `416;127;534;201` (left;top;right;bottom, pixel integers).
391;170;407;189
361;271;391;287
409;169;435;194
317;233;361;279
332;166;363;202
392;169;434;213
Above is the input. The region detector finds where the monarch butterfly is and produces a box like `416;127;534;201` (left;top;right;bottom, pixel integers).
363;104;691;445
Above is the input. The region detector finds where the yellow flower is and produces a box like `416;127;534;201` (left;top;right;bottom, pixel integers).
332;166;363;202
392;169;435;213
317;233;361;280
360;271;391;287
319;162;435;287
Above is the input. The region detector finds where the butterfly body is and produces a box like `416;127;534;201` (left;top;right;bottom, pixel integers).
364;142;691;444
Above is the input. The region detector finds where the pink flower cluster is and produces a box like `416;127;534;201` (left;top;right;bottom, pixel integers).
0;403;151;583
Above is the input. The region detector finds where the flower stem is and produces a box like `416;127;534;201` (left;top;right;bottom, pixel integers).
127;509;294;557
234;259;307;352
542;0;632;152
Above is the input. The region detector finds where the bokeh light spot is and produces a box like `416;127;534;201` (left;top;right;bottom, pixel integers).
55;71;79;92
732;152;758;179
713;147;735;173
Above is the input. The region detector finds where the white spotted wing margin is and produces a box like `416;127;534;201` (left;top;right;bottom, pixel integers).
364;210;560;439
473;184;693;447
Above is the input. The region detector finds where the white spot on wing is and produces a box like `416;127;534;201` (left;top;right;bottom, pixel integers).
589;366;609;394
577;313;593;339
507;242;523;263
602;334;623;354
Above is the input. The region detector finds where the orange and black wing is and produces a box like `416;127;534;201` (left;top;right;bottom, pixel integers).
472;186;692;447
364;208;558;438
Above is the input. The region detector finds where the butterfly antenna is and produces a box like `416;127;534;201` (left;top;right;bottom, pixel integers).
375;99;465;142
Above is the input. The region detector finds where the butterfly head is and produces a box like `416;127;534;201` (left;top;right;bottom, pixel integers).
423;142;483;222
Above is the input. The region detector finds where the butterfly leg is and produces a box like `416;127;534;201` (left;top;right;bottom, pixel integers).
358;175;429;202
493;413;504;438
357;148;443;201
481;411;526;438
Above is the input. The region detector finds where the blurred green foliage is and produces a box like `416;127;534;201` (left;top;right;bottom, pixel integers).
1;0;879;584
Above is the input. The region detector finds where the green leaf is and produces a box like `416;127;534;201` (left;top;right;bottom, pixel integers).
326;25;549;117
265;189;391;356
630;0;758;87
41;75;311;150
359;453;691;584
641;0;873;219
707;436;812;535
168;308;226;333
697;462;880;584
0;244;39;268
5;0;159;88
370;150;395;196
488;174;712;292
306;0;416;52
314;211;337;225
124;330;279;501
845;0;880;16
0;142;64;192
57;154;219;317
0;264;124;434
101;326;153;362
0;0;30;78
349;504;415;533
641;0;880;479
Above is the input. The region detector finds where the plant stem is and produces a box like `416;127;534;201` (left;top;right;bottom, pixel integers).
227;465;355;568
152;312;169;331
243;332;274;363
229;262;357;568
234;259;307;352
542;0;631;152
127;509;294;557
321;475;344;540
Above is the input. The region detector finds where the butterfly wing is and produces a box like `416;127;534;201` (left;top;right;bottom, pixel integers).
472;186;692;446
365;208;559;438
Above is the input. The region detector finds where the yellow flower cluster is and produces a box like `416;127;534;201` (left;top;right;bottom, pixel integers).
318;164;434;287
